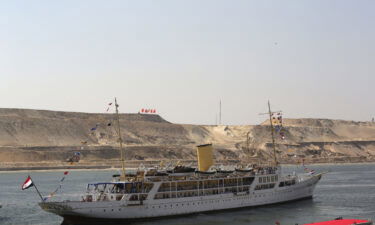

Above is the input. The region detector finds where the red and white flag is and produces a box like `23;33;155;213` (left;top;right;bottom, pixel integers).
21;176;34;190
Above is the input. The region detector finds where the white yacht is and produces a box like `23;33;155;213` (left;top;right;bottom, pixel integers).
40;163;321;223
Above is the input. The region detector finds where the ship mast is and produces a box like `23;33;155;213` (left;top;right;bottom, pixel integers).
114;98;126;180
267;100;278;166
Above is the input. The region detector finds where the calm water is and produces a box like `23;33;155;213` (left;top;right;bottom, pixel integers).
0;164;374;225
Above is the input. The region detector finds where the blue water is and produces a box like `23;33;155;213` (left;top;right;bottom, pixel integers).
0;164;374;225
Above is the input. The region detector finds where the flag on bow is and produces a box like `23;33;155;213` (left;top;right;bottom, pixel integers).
21;176;34;190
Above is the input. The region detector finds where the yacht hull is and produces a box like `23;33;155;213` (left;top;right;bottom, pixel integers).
57;196;313;225
40;174;322;223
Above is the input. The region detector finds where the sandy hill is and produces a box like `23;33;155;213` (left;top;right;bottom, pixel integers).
1;108;375;169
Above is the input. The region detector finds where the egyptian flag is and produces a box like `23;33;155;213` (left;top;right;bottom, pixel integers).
22;176;34;190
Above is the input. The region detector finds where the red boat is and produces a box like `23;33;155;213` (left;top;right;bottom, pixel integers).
303;218;373;225
276;218;373;225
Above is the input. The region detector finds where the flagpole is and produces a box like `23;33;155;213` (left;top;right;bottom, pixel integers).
115;98;126;181
267;101;278;166
30;176;45;202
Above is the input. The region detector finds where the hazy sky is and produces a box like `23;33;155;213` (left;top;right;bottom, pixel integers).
1;0;374;125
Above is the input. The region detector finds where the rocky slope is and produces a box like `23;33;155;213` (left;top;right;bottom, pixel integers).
1;108;375;169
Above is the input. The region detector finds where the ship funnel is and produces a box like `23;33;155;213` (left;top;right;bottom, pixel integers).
196;144;214;172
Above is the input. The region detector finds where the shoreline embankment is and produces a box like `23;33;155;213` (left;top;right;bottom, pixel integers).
1;159;374;173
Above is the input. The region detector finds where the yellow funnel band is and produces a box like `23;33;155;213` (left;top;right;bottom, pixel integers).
196;144;214;172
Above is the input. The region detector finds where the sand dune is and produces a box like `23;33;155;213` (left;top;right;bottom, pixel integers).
0;108;375;169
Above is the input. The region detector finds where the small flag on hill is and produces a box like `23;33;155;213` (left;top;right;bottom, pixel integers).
106;102;113;112
21;176;34;190
90;124;99;131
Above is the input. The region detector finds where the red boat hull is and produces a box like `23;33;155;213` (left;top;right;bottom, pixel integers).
304;219;372;225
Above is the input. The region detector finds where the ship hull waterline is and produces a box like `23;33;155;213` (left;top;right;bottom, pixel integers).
58;196;313;225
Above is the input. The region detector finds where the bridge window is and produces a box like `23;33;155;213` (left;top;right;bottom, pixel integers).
255;183;275;190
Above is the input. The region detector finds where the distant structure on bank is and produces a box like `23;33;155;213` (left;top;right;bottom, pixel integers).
219;99;222;125
139;109;157;114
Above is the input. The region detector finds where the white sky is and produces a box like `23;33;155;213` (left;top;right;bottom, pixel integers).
1;0;374;125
